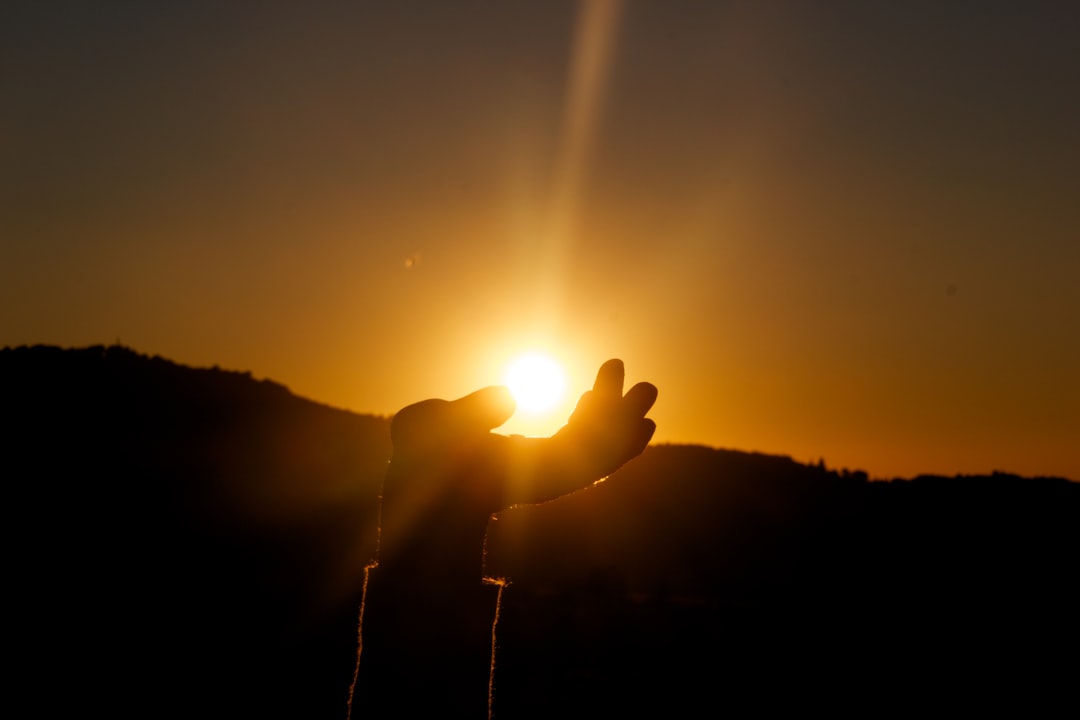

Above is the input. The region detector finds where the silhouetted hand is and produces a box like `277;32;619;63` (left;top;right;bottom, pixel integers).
376;359;657;584
351;360;656;716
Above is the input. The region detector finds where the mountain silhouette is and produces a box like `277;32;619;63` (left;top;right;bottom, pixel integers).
3;345;389;717
3;345;1076;717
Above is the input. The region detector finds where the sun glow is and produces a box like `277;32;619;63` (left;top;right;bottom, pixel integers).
504;353;566;413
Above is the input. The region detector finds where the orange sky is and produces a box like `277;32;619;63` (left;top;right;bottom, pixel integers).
2;1;1077;480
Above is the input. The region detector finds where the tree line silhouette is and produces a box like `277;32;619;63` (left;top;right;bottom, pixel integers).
2;345;1075;717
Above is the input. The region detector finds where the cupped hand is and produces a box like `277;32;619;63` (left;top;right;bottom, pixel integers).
377;359;657;581
542;358;658;498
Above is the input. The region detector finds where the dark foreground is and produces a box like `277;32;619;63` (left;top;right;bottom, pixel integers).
4;346;1076;717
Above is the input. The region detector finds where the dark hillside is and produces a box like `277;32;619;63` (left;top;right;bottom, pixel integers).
2;345;390;717
2;345;1076;717
488;446;1078;716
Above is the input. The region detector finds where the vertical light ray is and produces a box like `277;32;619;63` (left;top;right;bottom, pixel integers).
527;0;623;332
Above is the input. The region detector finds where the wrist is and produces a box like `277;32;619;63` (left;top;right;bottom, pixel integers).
377;501;493;585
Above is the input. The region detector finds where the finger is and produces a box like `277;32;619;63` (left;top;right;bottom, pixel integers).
630;418;657;452
390;398;449;445
391;387;516;446
611;418;656;467
623;382;658;417
569;389;591;415
592;358;625;399
448;385;516;431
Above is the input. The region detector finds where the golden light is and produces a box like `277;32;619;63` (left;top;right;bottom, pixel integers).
504;352;566;413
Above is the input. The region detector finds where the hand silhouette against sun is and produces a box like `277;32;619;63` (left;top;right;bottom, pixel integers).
376;359;658;583
352;359;657;717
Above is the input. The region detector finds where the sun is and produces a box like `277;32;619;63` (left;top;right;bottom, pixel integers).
504;352;566;413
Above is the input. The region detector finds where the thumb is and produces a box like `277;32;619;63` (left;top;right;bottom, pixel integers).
448;385;516;432
391;387;515;447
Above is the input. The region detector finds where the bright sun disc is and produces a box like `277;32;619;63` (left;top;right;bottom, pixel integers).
505;353;566;413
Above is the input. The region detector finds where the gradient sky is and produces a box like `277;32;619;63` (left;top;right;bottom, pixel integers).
3;1;1077;479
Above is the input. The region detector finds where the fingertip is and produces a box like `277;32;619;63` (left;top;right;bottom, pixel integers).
625;418;657;459
593;358;625;395
571;389;592;413
453;385;516;430
642;417;657;441
625;381;658;415
486;385;518;428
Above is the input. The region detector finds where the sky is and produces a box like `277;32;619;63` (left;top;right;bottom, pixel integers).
2;1;1077;480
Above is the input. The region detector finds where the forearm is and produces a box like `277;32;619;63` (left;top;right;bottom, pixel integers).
351;564;503;717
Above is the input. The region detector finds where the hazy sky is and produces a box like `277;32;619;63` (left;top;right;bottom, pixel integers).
3;1;1078;479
